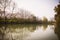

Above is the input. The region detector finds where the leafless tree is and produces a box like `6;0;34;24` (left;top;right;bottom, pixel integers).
11;2;16;14
0;0;12;17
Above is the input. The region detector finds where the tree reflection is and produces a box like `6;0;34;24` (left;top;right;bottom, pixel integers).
42;24;48;30
0;24;56;40
0;24;6;40
27;24;37;32
0;24;37;40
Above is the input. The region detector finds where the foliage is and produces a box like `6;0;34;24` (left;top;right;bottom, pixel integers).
54;3;60;40
0;0;53;24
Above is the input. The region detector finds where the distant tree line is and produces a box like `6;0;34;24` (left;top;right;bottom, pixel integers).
0;0;54;24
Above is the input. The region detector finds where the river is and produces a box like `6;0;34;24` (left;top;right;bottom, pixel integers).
0;24;59;40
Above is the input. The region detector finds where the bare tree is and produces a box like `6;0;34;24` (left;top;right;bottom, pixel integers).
11;2;16;14
0;0;12;17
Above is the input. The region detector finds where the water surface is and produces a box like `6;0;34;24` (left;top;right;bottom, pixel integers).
0;24;58;40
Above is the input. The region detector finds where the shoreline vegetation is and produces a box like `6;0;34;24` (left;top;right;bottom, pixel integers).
0;0;55;25
0;8;55;24
0;18;55;24
0;10;55;25
54;2;60;40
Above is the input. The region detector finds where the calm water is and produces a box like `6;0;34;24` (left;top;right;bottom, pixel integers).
0;24;59;40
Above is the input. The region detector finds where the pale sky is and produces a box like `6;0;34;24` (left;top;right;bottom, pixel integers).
14;0;59;20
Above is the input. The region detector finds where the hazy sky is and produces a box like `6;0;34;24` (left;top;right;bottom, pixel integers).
14;0;59;20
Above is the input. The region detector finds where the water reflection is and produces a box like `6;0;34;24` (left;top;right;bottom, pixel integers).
55;26;60;40
0;24;58;40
